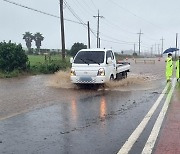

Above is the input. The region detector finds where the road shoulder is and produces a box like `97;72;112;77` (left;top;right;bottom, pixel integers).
154;82;180;154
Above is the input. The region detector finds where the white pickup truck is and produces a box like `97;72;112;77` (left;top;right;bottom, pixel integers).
70;48;130;84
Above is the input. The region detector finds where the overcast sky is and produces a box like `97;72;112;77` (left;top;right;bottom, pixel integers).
0;0;180;54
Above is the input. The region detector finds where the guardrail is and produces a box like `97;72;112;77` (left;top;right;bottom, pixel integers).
135;59;155;64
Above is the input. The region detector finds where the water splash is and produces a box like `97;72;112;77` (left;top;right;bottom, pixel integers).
47;70;75;89
104;74;158;91
48;71;159;91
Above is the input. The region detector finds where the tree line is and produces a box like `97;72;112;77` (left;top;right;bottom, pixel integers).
23;32;44;54
23;32;87;57
0;31;87;76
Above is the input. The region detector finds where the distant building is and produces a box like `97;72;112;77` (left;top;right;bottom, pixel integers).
23;47;61;54
117;49;136;55
50;49;61;53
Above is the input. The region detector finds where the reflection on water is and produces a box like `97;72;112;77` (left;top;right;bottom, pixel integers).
71;98;78;122
100;96;107;119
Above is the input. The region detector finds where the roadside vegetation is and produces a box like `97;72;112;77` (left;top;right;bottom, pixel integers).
0;39;140;78
0;40;87;78
0;41;28;78
28;54;71;75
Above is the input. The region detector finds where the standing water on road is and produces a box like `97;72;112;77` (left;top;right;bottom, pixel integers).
0;58;167;154
48;58;166;91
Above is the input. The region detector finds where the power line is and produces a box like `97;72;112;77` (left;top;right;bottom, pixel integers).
63;2;138;46
65;0;121;44
108;0;176;36
72;0;95;17
90;0;98;10
100;33;136;45
103;19;136;35
3;0;156;50
79;0;96;15
63;1;97;37
2;0;99;46
101;38;135;45
2;0;85;25
108;0;162;30
64;0;86;26
64;6;136;46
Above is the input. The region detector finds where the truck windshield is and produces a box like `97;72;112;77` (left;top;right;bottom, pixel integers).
74;51;105;64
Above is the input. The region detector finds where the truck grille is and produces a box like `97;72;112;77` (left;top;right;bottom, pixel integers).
76;77;96;83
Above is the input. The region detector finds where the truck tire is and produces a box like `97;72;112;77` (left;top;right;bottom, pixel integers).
125;71;127;78
110;75;114;81
122;71;127;78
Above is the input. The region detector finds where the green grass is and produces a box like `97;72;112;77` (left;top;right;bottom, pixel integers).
27;54;71;75
0;55;71;78
28;55;63;66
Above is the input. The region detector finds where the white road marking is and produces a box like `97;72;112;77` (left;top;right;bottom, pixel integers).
141;78;176;154
0;110;29;121
117;82;170;154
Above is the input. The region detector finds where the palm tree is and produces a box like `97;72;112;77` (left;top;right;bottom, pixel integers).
34;32;44;53
23;32;34;53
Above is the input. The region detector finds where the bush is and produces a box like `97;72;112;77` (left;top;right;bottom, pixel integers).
0;41;28;72
68;42;87;57
0;69;20;78
30;59;70;74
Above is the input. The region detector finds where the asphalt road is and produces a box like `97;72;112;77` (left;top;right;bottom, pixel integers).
0;58;169;154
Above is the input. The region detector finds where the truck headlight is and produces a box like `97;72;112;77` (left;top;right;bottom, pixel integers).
97;68;105;76
71;69;76;76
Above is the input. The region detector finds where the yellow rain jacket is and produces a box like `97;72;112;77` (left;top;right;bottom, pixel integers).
176;59;179;79
166;57;173;81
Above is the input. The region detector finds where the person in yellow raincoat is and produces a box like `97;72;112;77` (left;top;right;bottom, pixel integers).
176;56;180;81
165;53;173;82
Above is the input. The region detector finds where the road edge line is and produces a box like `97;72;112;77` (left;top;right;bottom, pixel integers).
141;78;176;154
117;82;170;154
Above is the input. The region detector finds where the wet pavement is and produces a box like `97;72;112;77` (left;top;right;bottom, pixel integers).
0;58;172;154
0;88;164;154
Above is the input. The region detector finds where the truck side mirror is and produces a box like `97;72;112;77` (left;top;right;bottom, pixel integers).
70;57;74;63
107;57;112;64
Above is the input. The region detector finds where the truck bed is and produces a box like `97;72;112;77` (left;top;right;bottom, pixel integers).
116;62;130;73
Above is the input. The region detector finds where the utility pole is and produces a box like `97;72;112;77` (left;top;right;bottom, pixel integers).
154;44;157;55
137;29;143;55
87;21;91;49
93;10;104;48
151;46;153;57
175;33;178;59
157;44;160;56
160;37;164;56
98;38;101;48
59;0;66;60
134;43;136;54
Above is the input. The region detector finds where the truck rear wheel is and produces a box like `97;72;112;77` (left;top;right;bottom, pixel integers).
124;71;127;78
122;71;127;78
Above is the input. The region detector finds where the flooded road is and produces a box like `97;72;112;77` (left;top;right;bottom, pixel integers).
0;58;168;154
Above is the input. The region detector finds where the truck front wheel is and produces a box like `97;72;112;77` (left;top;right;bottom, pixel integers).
110;75;114;81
